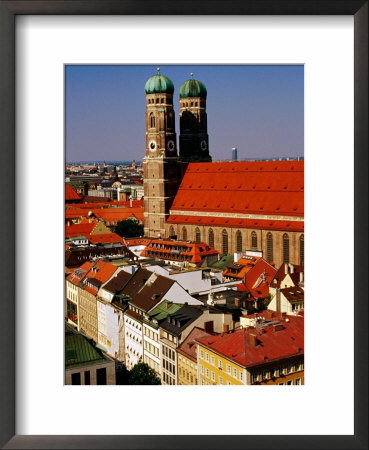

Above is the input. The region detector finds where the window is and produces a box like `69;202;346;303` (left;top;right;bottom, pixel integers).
239;372;243;382
205;368;209;378
300;234;304;266
262;370;268;380
295;362;301;372
251;231;257;249
270;368;276;378
150;114;156;128
211;371;215;381
279;366;285;376
182;227;187;241
267;232;273;262
226;364;231;374
96;368;107;385
236;230;242;252
211;356;215;366
287;380;293;385
233;368;237;378
283;233;290;263
287;363;293;374
205;353;209;362
169;226;175;237
222;229;228;254
219;376;223;385
201;365;204;374
200;350;204;359
279;382;284;385
208;228;214;248
71;372;81;385
218;360;223;370
195;227;201;243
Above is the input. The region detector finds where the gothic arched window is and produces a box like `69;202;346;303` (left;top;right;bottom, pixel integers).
267;233;273;262
222;229;228;255
208;229;214;248
195;227;201;243
182;227;187;241
169;226;175;237
283;233;290;263
236;230;242;252
300;234;304;266
251;231;257;249
150;114;155;128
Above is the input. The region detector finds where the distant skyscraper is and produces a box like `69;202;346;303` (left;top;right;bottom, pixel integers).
232;147;238;161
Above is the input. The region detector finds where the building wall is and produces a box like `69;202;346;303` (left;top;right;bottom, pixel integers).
197;344;247;385
124;314;143;370
66;280;79;327
143;324;161;375
79;289;98;343
65;360;116;385
177;353;198;385
248;356;304;385
165;223;304;267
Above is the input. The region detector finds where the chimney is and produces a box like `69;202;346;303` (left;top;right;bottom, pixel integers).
263;310;273;321
204;321;214;333
273;323;284;332
288;263;294;273
248;333;258;347
223;324;229;333
166;301;172;309
300;271;304;283
284;263;288;274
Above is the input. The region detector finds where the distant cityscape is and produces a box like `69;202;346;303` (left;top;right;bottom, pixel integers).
65;68;304;386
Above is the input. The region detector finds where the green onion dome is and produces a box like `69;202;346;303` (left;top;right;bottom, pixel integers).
145;69;174;95
179;75;207;99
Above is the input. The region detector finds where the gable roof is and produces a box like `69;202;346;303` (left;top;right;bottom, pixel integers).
177;326;215;362
170;161;304;218
160;304;203;336
130;273;175;312
102;270;132;294
65;184;82;201
119;267;153;298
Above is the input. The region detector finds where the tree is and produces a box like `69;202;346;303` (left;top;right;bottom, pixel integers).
128;362;161;385
113;218;144;238
115;363;130;385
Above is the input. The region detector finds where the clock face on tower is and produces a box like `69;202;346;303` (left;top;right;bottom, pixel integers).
200;140;208;151
167;140;175;152
149;140;157;152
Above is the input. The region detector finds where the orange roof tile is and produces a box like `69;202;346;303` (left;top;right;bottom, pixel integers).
196;313;304;368
170;161;304;218
88;233;125;245
65;184;81;201
65;221;97;238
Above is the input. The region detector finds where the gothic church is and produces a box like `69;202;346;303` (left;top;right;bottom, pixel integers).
143;69;304;267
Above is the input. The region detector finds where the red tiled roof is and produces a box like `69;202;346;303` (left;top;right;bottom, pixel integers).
167;215;304;232
65;184;81;201
170;161;304;217
223;256;277;299
84;285;98;295
93;207;144;223
66;261;93;284
196;313;304;368
140;239;218;263
88;233;125;245
177;327;215;362
125;238;152;246
87;259;117;284
65;221;97;238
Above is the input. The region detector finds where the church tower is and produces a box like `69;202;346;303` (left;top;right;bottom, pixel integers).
143;69;180;238
178;74;211;162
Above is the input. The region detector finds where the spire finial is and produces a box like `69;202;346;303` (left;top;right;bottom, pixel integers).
190;72;194;78
157;67;160;73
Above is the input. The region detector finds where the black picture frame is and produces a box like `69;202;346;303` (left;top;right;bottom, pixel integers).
0;1;367;449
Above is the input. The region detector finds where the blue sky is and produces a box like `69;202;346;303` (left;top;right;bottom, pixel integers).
65;65;304;163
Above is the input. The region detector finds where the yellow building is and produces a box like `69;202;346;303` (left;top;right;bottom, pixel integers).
196;312;304;385
177;326;214;385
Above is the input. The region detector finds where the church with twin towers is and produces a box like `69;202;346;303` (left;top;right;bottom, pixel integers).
143;69;304;268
